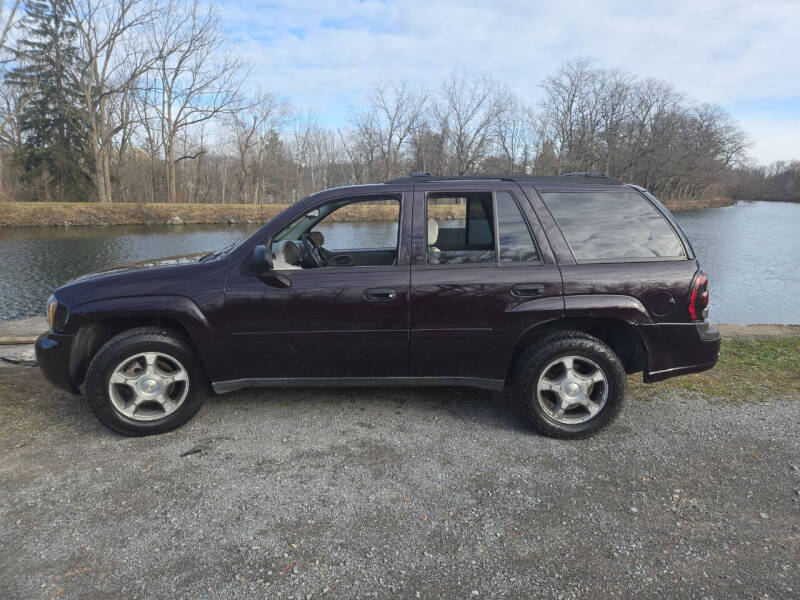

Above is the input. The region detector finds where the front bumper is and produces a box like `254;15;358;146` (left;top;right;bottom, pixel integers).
639;321;721;383
35;331;79;394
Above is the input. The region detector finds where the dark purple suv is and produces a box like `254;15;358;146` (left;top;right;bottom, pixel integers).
36;173;719;438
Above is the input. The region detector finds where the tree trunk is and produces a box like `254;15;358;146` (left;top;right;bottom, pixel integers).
93;147;108;203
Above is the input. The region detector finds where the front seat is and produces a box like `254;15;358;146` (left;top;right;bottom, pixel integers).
427;218;441;265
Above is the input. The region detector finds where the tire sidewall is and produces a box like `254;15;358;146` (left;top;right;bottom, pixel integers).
518;335;626;437
86;332;206;435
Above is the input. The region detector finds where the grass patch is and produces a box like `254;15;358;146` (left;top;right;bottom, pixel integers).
629;335;800;401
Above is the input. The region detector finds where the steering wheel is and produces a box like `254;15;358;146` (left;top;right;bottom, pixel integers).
300;232;327;268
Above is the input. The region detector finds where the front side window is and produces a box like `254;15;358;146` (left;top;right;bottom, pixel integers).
541;190;686;262
426;191;539;265
271;196;400;269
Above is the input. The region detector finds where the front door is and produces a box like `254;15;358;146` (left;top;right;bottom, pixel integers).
409;182;563;382
224;192;412;380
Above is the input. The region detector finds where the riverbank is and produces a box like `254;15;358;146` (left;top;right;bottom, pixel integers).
0;201;458;227
660;196;735;212
0;196;735;227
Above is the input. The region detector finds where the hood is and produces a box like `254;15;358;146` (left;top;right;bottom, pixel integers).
65;253;206;285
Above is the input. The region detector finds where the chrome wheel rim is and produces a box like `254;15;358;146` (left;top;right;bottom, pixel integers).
108;352;189;422
535;355;608;425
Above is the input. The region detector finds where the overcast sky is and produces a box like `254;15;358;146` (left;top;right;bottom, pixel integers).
219;0;799;165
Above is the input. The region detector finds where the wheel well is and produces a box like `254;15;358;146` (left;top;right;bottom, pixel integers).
507;318;647;379
70;317;193;389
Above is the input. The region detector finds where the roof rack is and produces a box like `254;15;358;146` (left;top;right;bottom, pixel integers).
561;172;608;178
386;175;513;184
385;173;622;185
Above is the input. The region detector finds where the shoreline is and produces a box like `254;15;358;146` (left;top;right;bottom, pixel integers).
1;196;738;228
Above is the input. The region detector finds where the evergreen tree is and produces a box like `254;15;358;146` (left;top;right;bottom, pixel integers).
6;0;90;201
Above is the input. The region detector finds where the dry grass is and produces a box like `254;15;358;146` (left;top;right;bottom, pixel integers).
660;196;735;211
0;201;466;227
0;202;285;227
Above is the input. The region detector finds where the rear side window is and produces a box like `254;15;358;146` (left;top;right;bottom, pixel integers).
496;191;539;263
427;192;496;265
426;191;539;265
541;190;686;261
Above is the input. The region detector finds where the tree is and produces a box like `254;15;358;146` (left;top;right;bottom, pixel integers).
139;0;244;202
227;90;286;204
69;0;159;203
6;0;91;201
350;81;426;181
436;73;508;175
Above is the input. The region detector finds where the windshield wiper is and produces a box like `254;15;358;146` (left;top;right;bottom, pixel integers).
199;240;241;262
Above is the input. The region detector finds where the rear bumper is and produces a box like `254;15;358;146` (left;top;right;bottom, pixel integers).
35;331;79;394
639;321;721;383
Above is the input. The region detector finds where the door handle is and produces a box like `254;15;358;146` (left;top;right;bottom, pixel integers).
512;283;545;297
364;288;399;302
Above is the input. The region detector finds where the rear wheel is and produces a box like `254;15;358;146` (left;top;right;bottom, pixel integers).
510;331;626;439
84;327;207;436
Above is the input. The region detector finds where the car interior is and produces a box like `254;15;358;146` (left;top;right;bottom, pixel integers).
427;192;497;265
270;197;400;269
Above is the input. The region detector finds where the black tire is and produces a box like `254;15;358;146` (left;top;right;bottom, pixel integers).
84;327;208;436
509;331;626;439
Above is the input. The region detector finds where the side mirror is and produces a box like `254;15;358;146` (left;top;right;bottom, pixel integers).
247;244;273;273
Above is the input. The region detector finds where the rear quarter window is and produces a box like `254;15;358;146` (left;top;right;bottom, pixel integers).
540;190;686;262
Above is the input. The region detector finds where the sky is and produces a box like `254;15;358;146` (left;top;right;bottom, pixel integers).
218;0;800;165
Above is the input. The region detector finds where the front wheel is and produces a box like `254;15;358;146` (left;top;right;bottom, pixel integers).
510;331;626;439
84;327;207;436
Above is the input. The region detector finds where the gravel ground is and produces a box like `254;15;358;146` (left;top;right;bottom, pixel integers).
1;366;798;600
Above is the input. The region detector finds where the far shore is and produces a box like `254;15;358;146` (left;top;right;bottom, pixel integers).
0;196;737;228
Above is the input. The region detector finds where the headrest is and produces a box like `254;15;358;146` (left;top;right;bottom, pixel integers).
427;218;439;246
310;230;324;246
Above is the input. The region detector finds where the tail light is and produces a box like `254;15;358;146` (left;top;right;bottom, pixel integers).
688;271;709;321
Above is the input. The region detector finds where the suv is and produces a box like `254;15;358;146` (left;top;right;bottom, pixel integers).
36;173;719;439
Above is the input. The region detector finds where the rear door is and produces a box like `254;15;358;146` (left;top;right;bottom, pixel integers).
409;181;563;382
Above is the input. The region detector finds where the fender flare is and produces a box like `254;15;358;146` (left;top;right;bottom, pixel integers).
67;294;221;380
508;294;654;374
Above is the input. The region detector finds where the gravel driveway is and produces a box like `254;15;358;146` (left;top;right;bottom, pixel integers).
1;366;798;599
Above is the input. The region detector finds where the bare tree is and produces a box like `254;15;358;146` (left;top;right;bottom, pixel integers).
69;0;159;202
140;0;244;202
436;73;508;175
350;81;426;180
492;97;536;174
227;90;287;204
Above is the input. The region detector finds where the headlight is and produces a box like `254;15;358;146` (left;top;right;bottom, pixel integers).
46;295;58;329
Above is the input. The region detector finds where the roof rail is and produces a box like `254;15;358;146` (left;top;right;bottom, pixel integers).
561;172;608;178
385;174;513;184
385;172;623;185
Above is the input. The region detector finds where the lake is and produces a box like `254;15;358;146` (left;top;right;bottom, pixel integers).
1;201;798;324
